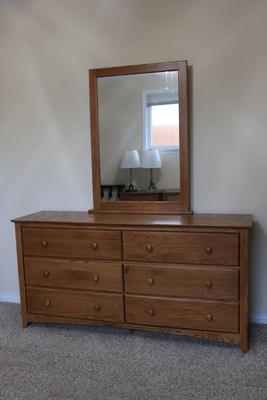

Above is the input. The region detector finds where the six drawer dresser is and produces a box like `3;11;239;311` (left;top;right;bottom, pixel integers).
12;211;252;352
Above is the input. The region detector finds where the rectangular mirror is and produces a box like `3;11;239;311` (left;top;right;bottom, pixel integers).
89;61;189;214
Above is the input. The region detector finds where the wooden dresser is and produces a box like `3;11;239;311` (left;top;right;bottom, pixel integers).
120;190;180;201
12;211;252;352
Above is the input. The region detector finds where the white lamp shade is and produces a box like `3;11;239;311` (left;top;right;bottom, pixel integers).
141;149;162;169
120;150;141;169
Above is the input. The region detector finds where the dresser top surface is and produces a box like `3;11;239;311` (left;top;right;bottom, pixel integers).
12;211;253;228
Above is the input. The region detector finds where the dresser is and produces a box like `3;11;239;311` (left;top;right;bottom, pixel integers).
12;211;252;352
120;190;180;201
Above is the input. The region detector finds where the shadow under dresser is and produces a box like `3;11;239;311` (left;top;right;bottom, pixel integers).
12;211;252;352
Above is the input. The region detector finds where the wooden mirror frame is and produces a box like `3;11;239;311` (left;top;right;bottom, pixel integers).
89;60;190;214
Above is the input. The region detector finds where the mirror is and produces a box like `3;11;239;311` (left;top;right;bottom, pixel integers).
98;71;180;201
89;61;189;214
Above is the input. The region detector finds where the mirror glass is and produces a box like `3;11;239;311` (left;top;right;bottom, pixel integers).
98;71;180;202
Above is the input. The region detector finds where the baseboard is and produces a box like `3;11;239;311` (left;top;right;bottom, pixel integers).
0;295;20;303
249;313;267;324
0;296;266;325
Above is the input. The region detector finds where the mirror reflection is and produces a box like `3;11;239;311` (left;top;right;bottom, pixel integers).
98;71;180;201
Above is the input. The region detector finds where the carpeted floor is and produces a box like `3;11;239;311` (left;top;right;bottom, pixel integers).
0;303;267;400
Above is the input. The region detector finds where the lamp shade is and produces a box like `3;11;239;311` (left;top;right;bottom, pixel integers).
120;150;141;169
141;149;162;169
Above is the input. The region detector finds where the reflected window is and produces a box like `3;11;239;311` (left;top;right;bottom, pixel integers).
143;91;179;151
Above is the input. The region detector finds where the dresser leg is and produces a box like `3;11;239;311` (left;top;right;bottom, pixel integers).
21;318;29;328
240;339;248;353
128;329;134;334
240;321;249;352
240;230;249;354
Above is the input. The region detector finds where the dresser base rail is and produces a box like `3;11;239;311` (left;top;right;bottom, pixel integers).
24;313;243;349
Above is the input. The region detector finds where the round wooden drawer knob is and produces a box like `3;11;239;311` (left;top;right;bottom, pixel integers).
93;274;99;282
45;300;51;307
205;247;213;255
146;244;153;252
206;313;213;321
147;277;154;285
42;271;50;278
41;240;48;248
91;242;98;250
94;304;101;311
205;280;213;288
148;309;155;316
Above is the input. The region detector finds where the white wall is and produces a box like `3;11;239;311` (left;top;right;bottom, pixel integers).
0;0;267;322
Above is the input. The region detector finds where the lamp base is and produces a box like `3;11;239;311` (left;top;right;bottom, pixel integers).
148;180;157;191
124;184;138;192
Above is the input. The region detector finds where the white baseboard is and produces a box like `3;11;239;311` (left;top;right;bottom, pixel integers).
249;313;267;324
0;295;20;303
0;296;266;325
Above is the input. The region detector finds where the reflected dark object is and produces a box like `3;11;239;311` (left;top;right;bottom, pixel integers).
124;184;138;192
120;189;180;201
101;185;125;199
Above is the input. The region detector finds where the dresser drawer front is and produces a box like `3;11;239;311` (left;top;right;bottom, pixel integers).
27;287;124;322
25;257;122;292
22;228;122;260
124;264;239;300
125;295;238;333
123;231;239;265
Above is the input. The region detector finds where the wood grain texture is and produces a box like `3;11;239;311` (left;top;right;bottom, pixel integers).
15;224;29;327
240;229;249;352
119;190;181;202
90;208;192;215
22;228;122;260
123;231;239;265
12;211;253;229
89;68;101;211
25;257;123;292
27;313;240;345
162;191;181;201
89;60;190;214
178;60;190;211
124;263;239;300
93;61;187;77
11;212;252;351
120;191;161;201
125;295;239;333
27;287;124;323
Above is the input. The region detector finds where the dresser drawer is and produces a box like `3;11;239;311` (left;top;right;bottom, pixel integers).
22;228;122;260
25;257;122;292
124;263;239;300
123;231;239;266
125;295;238;333
27;287;124;322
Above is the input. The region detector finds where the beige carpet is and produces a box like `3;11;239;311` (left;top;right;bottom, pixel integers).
0;302;267;400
